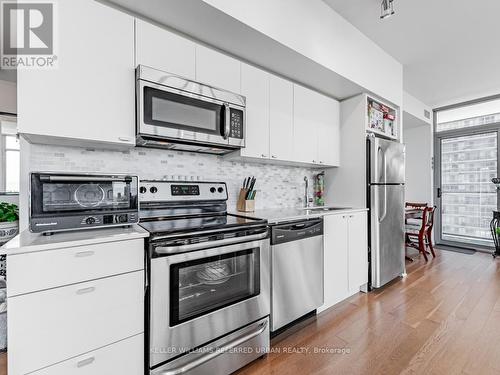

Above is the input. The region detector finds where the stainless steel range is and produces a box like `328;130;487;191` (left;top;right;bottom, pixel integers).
139;181;270;375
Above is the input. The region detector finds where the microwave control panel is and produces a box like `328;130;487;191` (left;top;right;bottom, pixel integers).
229;108;244;139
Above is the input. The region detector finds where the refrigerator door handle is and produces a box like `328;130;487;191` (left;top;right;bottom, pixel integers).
379;185;388;223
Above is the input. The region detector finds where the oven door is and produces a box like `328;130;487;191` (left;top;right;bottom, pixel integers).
149;237;270;367
30;173;138;216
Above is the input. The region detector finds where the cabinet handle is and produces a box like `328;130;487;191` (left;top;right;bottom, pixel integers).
312;160;316;163
271;155;277;159
118;136;132;142
75;250;95;258
77;357;95;368
349;215;354;218
319;161;324;164
261;154;268;158
76;287;95;295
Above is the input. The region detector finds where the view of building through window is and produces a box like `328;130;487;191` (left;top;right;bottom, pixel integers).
437;98;500;132
440;132;497;246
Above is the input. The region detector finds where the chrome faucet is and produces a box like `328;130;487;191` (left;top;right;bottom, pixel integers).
304;176;309;208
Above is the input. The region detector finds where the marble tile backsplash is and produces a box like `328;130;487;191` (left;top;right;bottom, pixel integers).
27;144;320;210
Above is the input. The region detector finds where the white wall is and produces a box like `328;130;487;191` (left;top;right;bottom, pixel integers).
0;80;16;114
201;0;403;106
403;91;432;125
404;124;433;205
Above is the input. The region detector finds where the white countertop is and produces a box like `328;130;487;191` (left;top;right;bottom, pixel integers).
0;224;149;256
231;206;368;224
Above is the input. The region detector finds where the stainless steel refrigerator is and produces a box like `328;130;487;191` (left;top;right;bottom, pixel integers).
367;135;406;288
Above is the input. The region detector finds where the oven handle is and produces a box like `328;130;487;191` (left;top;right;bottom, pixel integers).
158;320;268;375
155;231;268;255
40;175;133;183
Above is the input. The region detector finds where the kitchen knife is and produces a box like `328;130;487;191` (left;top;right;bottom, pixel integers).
246;177;256;199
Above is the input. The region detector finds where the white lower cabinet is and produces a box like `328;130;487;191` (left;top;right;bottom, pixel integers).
348;211;369;294
32;334;144;375
319;211;368;313
7;238;145;375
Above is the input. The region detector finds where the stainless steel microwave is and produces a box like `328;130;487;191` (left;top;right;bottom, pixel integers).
136;65;246;155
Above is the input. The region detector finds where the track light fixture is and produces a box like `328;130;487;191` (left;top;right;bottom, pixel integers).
380;0;395;19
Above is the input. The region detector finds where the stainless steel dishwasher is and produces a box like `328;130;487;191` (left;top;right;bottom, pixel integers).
270;218;324;332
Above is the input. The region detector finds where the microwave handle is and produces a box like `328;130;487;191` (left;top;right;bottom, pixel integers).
40;175;133;183
223;103;230;140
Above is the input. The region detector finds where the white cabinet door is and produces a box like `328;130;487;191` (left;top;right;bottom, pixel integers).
317;96;340;166
293;85;319;164
8;271;144;375
32;334;144;375
269;75;294;161
135;19;195;79
320;214;349;313
240;63;270;159
195;45;241;93
8;239;144;297
348;211;369;293
18;0;135;147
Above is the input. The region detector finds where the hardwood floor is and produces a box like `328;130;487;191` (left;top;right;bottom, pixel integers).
237;249;500;375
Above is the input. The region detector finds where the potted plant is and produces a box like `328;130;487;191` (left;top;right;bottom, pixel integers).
0;202;19;243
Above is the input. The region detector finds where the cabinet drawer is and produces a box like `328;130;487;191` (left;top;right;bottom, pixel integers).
31;334;144;375
8;239;144;296
8;271;144;375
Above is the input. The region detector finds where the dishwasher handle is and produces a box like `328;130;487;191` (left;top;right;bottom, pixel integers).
271;219;323;245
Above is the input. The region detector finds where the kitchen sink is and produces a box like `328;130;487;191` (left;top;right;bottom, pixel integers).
303;206;352;211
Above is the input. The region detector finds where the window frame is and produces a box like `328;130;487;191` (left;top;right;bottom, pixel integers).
0;116;19;193
434;95;500;252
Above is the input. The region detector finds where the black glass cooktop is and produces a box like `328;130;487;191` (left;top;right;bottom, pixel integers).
139;214;266;237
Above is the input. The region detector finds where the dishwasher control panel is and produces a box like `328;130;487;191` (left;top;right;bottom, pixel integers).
270;218;323;245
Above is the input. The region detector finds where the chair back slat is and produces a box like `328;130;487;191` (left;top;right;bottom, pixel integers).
406;202;428;209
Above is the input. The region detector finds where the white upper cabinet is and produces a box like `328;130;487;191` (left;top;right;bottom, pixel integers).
240;63;270;159
135;19;195;79
18;0;135;147
293;84;340;166
317;95;340;166
195;45;241;93
293;85;320;164
269;75;294;161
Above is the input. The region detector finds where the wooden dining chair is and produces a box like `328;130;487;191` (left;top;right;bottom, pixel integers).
424;206;437;258
405;206;436;261
405;202;428;209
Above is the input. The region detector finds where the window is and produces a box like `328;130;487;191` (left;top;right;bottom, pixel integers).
436;98;500;132
0;119;19;193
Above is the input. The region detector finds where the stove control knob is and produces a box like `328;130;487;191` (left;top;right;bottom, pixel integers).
118;214;128;223
150;186;158;194
217;187;224;193
139;186;147;194
85;217;96;225
210;187;216;193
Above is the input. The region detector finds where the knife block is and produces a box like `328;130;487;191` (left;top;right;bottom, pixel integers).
237;188;255;212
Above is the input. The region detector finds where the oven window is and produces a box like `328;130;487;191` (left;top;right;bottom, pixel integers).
144;87;223;136
39;182;133;213
170;248;260;326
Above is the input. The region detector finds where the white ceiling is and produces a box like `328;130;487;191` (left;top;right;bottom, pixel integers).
323;0;500;108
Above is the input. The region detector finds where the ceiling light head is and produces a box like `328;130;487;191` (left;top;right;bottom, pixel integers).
380;0;395;19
